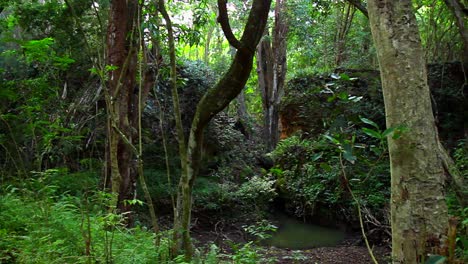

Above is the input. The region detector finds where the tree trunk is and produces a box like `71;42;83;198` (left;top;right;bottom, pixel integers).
236;89;251;138
443;0;468;66
106;0;152;219
204;26;214;65
367;1;448;263
173;0;271;258
257;0;288;152
257;31;275;150
334;3;355;66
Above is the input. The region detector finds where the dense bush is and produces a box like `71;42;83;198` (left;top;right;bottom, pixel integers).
270;133;390;228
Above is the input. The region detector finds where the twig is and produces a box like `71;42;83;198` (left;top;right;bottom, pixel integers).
339;154;379;264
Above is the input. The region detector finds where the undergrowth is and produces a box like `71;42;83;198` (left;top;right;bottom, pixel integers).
0;170;267;263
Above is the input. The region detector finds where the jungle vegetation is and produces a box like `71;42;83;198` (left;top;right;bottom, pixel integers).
0;0;466;263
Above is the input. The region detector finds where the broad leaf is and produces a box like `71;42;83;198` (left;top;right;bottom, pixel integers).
359;116;379;129
343;143;356;164
362;128;382;139
382;127;396;138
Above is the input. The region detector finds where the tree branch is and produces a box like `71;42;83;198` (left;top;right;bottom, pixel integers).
346;0;368;18
217;0;243;50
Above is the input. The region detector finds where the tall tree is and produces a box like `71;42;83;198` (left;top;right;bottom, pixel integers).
443;0;468;65
105;0;154;216
169;0;272;257
334;2;356;66
367;1;448;263
257;0;288;151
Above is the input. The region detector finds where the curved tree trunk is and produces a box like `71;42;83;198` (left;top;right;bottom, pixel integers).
367;1;448;263
172;0;272;258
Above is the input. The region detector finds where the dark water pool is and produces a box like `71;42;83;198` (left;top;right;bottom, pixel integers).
266;216;346;249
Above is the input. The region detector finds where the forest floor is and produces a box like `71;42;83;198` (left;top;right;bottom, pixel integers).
186;214;392;264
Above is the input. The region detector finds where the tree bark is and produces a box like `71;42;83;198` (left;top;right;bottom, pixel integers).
105;0;153;219
257;31;275;150
173;0;272;258
257;0;288;151
367;1;448;263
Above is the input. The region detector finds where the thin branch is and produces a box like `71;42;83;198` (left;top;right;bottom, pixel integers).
157;0;188;167
217;0;243;50
346;0;368;18
339;154;379;264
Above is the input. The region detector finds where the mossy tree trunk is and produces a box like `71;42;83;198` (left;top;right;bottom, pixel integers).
106;0;153;218
172;0;272;258
367;1;448;263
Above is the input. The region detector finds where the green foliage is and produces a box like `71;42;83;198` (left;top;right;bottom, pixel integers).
271;128;390;225
0;173;277;263
453;140;467;176
227;242;261;264
234;176;277;208
243;220;278;241
286;0;375;74
193;177;235;211
447;140;468;260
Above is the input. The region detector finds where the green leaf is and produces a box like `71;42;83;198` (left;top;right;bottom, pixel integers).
245;86;255;94
343;143;356;164
382;127;396;138
0;87;17;101
359;116;379;129
339;73;350;80
324;134;340;145
362;128;382;139
312;152;323;161
320;163;332;172
337;91;348;100
105;65;119;71
424;255;446;264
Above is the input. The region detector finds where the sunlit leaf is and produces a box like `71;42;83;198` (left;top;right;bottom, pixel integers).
339;73;350;80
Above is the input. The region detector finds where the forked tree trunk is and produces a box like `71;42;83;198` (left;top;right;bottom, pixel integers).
257;0;288;151
334;3;355;66
367;1;448;263
172;0;272;258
